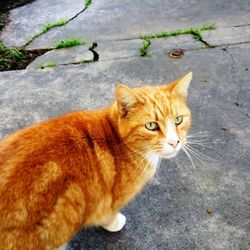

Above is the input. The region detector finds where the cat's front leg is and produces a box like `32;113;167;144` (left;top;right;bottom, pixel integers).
102;213;126;232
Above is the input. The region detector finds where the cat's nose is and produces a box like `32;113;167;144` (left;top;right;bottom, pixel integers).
167;140;179;149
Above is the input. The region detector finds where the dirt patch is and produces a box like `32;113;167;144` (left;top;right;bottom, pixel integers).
0;46;48;71
0;12;9;32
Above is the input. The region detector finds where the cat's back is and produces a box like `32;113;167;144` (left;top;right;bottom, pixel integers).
0;109;114;249
0;110;97;163
0;109;111;182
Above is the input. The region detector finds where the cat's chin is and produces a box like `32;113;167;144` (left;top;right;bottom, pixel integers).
160;152;178;159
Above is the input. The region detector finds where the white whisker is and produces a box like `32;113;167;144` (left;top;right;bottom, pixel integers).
185;147;206;163
182;147;196;169
186;145;213;161
187;133;209;138
187;141;215;150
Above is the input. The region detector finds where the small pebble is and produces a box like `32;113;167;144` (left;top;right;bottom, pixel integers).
207;207;213;214
221;127;228;131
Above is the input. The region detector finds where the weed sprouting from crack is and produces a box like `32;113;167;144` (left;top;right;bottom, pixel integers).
53;38;88;49
84;0;92;7
139;39;151;57
38;61;57;69
25;0;94;47
141;24;216;40
0;40;49;71
26;19;69;46
53;39;80;49
139;23;216;56
0;41;23;70
40;19;68;34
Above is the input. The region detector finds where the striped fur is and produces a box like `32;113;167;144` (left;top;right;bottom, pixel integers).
0;73;192;250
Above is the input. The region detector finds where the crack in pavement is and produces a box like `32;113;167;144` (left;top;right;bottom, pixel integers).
221;46;250;119
198;36;216;48
25;3;91;48
184;41;250;53
68;7;88;22
34;42;99;69
240;111;250;118
222;46;242;106
229;23;250;28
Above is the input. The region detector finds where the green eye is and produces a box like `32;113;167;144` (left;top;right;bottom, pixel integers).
145;122;159;131
175;115;183;125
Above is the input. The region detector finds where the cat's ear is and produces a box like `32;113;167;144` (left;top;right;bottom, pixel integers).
115;84;142;117
171;72;193;98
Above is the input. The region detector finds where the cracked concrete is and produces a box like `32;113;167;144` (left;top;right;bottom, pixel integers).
223;43;250;117
1;0;85;48
0;0;250;249
203;26;250;47
27;45;93;69
1;0;250;66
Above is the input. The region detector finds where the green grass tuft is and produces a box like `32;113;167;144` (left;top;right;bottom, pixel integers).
141;24;216;40
53;37;88;49
139;39;151;57
139;23;216;57
191;23;216;40
41;19;68;33
38;61;57;69
0;41;24;71
84;0;92;7
8;48;23;59
53;38;81;49
0;42;5;52
27;19;69;45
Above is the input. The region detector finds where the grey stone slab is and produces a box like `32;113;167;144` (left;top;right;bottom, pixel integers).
27;45;93;69
2;0;250;49
96;39;142;61
27;39;142;69
149;34;206;54
0;0;84;47
203;26;250;46
0;44;249;249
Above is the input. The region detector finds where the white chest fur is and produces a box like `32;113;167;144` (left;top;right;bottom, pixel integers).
146;152;160;168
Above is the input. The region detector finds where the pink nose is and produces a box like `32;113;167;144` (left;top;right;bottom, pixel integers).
167;140;179;149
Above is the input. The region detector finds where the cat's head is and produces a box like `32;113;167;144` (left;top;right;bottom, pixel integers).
115;72;192;160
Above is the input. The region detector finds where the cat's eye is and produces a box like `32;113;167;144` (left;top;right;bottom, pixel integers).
145;122;160;131
175;115;183;125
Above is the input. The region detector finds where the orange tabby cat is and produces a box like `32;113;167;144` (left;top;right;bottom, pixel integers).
0;72;192;250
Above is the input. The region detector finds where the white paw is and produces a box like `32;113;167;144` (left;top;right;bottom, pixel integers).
54;242;67;250
102;213;126;232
